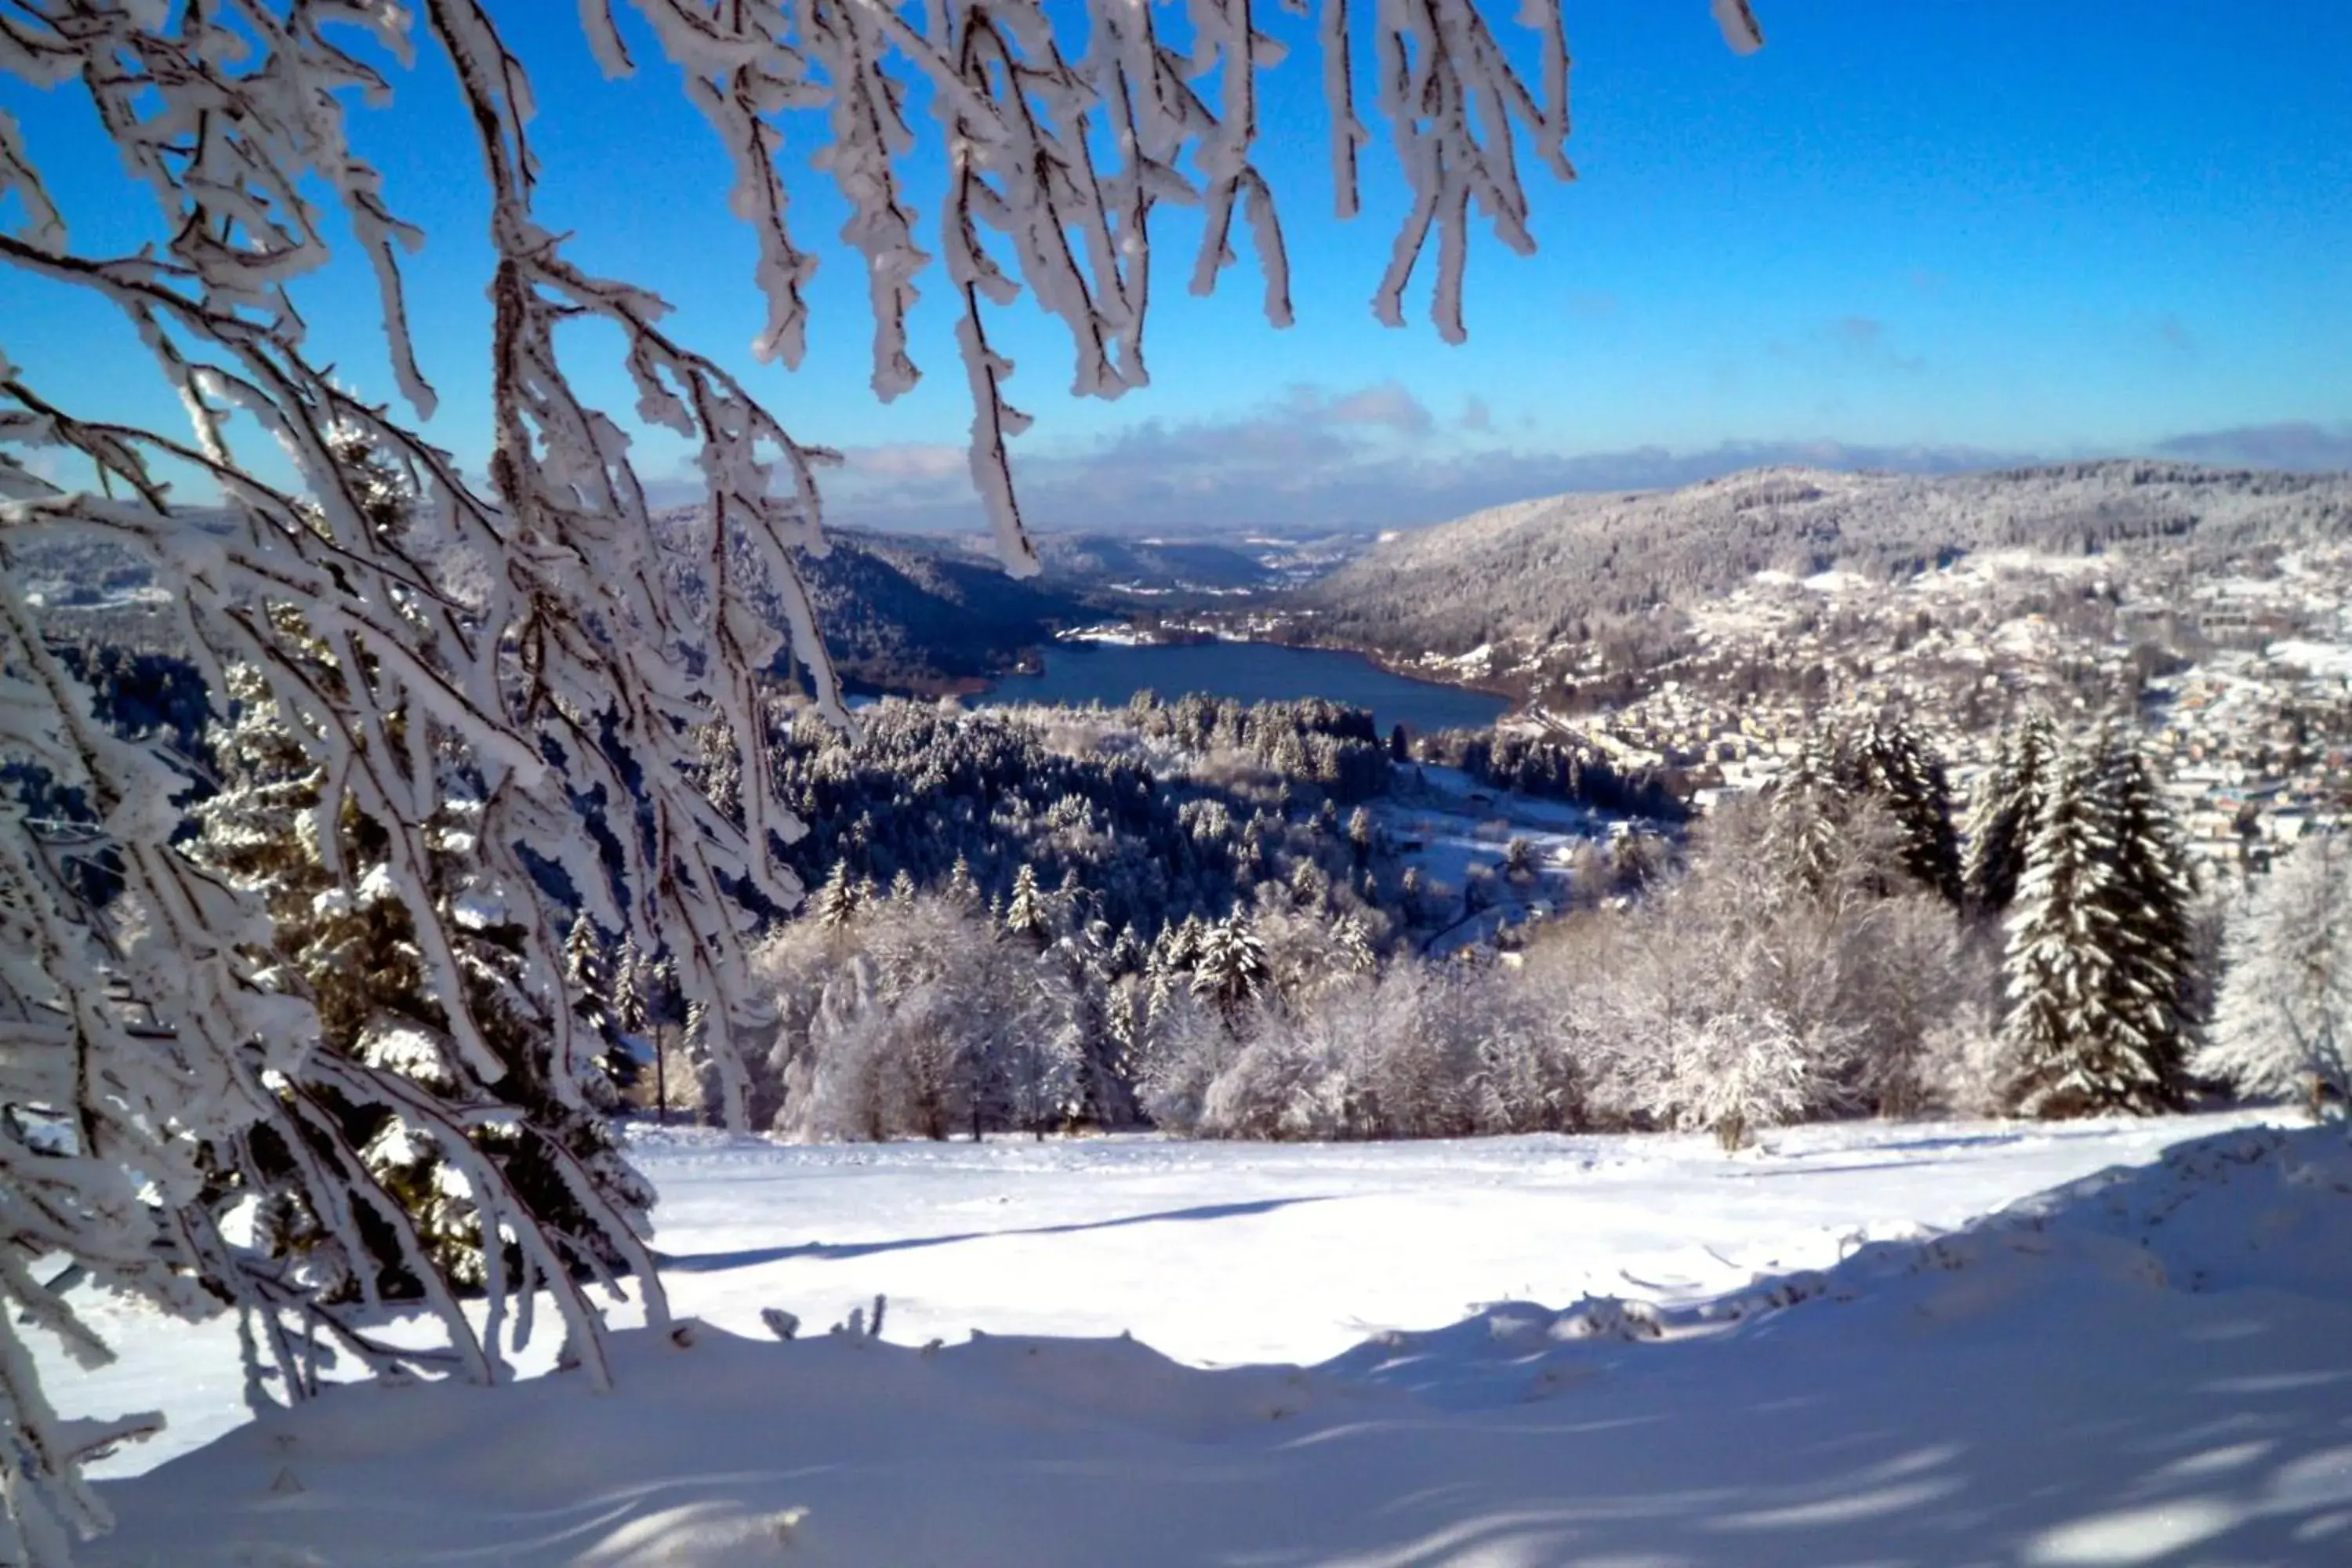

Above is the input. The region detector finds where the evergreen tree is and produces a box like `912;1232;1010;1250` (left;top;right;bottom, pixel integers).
2000;743;2183;1117
563;911;607;1017
612;938;648;1042
564;912;640;1098
2093;721;2202;1101
814;861;864;930
694;720;743;819
1051;920;1131;1129
1330;913;1377;977
1763;758;1845;902
1004;862;1052;948
192;639;648;1300
1192;911;1271;1017
1105;982;1146;1096
945;854;982;909
1962;712;2057;916
1846;713;1962;902
1106;924;1146;978
1168;912;1210;969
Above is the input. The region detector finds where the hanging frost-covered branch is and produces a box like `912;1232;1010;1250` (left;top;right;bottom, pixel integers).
604;0;1764;567
3;1;1760;1559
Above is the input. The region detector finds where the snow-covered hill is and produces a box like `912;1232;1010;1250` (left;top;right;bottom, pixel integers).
1300;462;2352;668
56;1110;2352;1563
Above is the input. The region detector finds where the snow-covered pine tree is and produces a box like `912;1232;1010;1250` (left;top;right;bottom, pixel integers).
612;938;649;1044
646;954;687;1126
1192;911;1272;1018
814;862;865;931
186;447;652;1301
563;912;608;1030
1331;913;1378;979
1846;713;1962;903
1399;866;1428;924
2093;721;2201;1101
1105;982;1146;1098
1763;732;1848;900
1050;918;1132;1129
1962;712;2059;916
2000;742;2182;1117
2197;833;2350;1115
1003;863;1052;948
3;0;1767;1551
565;913;641;1102
693;720;744;822
1106;924;1147;979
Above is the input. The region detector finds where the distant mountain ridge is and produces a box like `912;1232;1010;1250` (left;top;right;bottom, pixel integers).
1296;461;2352;662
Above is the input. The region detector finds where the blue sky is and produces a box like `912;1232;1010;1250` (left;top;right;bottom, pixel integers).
4;2;2348;535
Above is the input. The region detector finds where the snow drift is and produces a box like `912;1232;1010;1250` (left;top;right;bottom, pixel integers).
83;1122;2352;1566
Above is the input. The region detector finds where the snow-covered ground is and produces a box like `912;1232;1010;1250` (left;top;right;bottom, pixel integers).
53;1109;2352;1564
1374;764;1604;944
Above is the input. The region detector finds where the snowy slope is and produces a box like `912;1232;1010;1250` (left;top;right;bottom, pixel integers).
38;1110;2277;1484
74;1112;2352;1565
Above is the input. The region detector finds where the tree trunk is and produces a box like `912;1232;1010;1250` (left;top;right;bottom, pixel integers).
655;1027;669;1127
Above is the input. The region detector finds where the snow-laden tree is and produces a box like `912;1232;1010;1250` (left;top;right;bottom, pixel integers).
1962;712;2059;916
1002;862;1053;949
2000;738;2190;1118
814;861;866;931
2094;721;2203;1085
2;0;1766;1553
1192;909;1272;1016
1842;713;1962;903
2198;833;2351;1116
1641;1011;1835;1152
1761;737;1850;899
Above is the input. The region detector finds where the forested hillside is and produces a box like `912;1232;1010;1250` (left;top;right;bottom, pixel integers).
16;516;1095;696
764;525;1094;691
1295;463;2352;662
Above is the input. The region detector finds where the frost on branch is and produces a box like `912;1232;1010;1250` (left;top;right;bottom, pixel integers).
0;0;843;1553
2198;835;2352;1116
2;1;1760;1557
608;0;1762;566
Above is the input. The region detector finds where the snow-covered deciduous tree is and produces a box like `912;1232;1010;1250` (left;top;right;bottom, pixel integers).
2198;833;2351;1116
2;0;1765;1552
1642;1011;1834;1152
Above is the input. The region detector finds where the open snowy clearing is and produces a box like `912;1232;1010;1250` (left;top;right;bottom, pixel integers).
52;1109;2352;1564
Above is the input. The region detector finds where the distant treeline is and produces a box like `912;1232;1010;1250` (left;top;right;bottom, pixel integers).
1415;728;1689;822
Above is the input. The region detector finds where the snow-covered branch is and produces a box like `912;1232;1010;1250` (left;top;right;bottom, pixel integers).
1;1;1762;1558
608;0;1762;562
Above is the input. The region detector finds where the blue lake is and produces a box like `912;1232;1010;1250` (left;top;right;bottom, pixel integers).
980;641;1511;735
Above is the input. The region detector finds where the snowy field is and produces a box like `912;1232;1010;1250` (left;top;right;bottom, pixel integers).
53;1109;2352;1564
